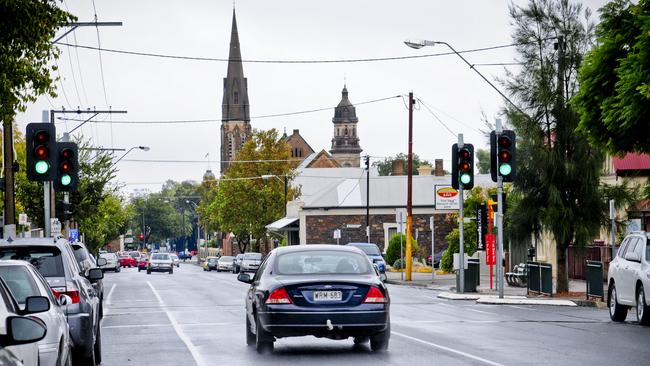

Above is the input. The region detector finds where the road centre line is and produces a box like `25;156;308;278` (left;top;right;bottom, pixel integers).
391;331;505;366
106;283;116;306
148;281;207;366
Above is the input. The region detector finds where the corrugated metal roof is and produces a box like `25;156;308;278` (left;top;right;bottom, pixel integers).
613;153;650;175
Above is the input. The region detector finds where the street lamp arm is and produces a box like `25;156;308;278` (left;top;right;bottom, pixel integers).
114;146;150;165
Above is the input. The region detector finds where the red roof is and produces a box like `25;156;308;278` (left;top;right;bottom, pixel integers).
613;153;650;175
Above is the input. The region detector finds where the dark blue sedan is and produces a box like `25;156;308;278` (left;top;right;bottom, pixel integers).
238;245;390;353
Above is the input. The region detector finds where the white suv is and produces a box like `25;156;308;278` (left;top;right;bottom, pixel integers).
607;231;650;324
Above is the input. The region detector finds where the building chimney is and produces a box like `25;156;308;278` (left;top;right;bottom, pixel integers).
293;129;299;135
417;164;433;176
434;159;444;176
392;160;404;176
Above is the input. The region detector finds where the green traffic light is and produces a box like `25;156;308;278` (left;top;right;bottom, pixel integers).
35;161;49;174
60;174;72;186
499;163;512;176
460;173;471;185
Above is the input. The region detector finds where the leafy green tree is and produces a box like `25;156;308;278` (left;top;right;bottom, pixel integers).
128;195;182;246
440;222;478;273
207;129;295;253
504;0;605;292
575;0;650;154
385;233;418;266
476;149;491;174
372;153;431;176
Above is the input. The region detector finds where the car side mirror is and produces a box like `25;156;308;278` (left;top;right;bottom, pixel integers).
625;251;641;263
237;273;253;284
1;316;47;346
58;294;73;306
24;296;50;314
87;268;104;282
97;258;107;266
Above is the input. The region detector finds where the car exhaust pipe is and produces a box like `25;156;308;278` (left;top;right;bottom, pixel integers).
326;319;333;331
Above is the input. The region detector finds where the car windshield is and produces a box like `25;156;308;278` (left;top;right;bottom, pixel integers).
129;252;140;258
100;253;113;259
220;256;234;262
208;258;217;263
244;253;261;260
151;254;169;260
0;266;40;305
277;250;372;275
350;244;381;256
0;247;65;278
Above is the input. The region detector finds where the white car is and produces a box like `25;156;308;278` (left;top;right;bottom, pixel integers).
99;252;120;272
607;231;650;324
240;252;262;273
147;253;174;274
0;276;49;366
169;254;180;268
216;256;234;272
0;260;72;366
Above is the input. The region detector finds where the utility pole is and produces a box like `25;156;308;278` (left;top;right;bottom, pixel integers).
365;155;370;243
405;92;414;281
3;118;16;236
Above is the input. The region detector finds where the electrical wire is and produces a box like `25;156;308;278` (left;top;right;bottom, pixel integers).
56;42;521;64
53;58;73;109
91;0;112;147
414;98;457;137
416;96;482;134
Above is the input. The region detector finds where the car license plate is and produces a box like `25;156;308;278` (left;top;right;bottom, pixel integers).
313;291;342;301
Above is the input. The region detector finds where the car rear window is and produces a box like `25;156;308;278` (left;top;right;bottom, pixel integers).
244;253;262;260
0;266;40;305
220;256;234;261
277;250;372;275
151;254;169;260
0;247;65;278
350;244;381;256
71;245;90;263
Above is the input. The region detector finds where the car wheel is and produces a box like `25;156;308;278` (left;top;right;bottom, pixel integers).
147;269;151;275
608;282;628;322
116;266;121;272
369;322;390;352
255;314;274;353
636;286;650;325
75;341;96;366
94;327;102;365
138;267;141;272
169;268;174;275
353;336;369;344
245;316;255;346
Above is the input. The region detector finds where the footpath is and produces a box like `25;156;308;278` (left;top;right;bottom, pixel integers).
386;271;608;308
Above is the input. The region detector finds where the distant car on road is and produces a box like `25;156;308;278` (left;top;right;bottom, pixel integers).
608;231;650;325
169;253;180;268
203;257;219;271
137;255;149;272
147;253;173;274
347;243;386;281
238;245;390;353
217;256;234;272
232;254;244;274
241;252;262;273
99;252;120;272
119;255;136;268
177;252;192;262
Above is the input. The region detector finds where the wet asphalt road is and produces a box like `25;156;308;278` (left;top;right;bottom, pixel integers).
99;262;650;366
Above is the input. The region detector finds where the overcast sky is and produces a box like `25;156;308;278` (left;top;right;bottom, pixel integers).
16;0;610;195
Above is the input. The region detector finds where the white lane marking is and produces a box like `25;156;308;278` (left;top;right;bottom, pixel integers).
147;281;207;366
507;305;531;311
102;322;237;330
392;331;506;366
393;320;500;324
464;308;494;315
106;284;116;306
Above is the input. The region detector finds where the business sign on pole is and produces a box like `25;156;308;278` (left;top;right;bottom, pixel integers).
476;203;487;251
18;213;28;226
68;228;79;242
486;234;496;265
434;185;460;210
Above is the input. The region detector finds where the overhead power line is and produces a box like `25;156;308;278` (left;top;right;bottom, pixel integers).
56;42;520;64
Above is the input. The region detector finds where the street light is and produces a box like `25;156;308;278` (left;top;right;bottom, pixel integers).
403;39;526;116
261;174;288;217
113;145;150;164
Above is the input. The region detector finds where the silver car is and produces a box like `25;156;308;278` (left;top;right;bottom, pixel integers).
607;231;650;325
99;252;120;272
216;256;234;272
240;252;262;273
0;261;72;366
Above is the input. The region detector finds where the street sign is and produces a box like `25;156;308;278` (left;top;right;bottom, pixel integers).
434;185;460;210
476;204;487;250
333;229;341;239
18;213;28;226
50;219;62;236
486;234;496;265
68;228;78;242
125;237;134;244
395;208;407;225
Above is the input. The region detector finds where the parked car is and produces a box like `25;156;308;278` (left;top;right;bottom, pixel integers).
147;253;174;274
238;245;390;353
177;252;192;262
240;252;262;273
217;256;234;272
119;255;136;268
0;238;105;365
347;243;387;281
69;242;105;317
203;257;219;271
0;261;72;366
137;255;149;272
99;252;120;272
0;278;49;366
232;254;244;274
169;254;180;268
135;253;149;270
608;231;650;325
426;252;443;268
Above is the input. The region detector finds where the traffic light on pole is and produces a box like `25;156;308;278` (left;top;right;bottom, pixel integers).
451;143;474;190
490;130;516;182
26;123;57;181
54;142;79;191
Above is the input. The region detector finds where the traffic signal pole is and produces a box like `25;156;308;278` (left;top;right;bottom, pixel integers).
496;119;505;299
457;134;465;293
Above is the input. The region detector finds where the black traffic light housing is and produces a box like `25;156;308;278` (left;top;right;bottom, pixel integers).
490;130;516;182
451;143;474;190
54;142;79;191
26;123;57;181
55;201;73;222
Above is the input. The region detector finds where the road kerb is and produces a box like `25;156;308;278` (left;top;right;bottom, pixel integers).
476;297;577;306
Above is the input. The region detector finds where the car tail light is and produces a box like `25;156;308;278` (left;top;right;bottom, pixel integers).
51;283;81;304
266;287;293;304
363;286;387;303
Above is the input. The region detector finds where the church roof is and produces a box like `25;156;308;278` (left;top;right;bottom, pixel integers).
221;9;250;122
332;85;358;124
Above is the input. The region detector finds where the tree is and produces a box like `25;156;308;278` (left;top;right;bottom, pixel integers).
372;153;431;176
504;0;605;293
440;187;485;272
575;0;650;154
385;234;418;267
476;149;491;174
207;129;295;253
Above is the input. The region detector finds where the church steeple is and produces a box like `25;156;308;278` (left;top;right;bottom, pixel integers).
330;85;362;167
221;9;251;173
